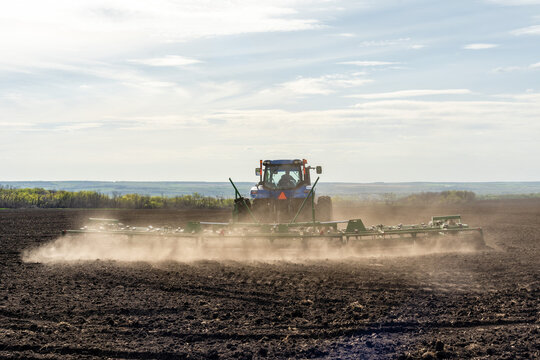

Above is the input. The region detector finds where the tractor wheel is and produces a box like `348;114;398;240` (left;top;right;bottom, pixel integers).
234;197;252;222
252;199;270;222
291;197;313;222
316;196;333;221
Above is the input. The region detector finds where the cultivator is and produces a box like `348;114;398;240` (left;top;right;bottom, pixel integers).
63;213;484;252
62;159;485;253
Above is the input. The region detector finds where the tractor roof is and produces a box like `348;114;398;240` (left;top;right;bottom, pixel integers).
263;159;302;165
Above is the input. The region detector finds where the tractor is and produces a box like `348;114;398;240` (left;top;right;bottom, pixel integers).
60;158;486;255
233;159;332;223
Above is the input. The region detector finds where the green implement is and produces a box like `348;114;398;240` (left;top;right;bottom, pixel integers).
63;214;484;251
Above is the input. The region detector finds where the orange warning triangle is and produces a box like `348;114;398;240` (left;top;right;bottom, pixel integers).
278;192;287;200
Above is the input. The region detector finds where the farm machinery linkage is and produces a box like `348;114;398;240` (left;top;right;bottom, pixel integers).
62;159;485;253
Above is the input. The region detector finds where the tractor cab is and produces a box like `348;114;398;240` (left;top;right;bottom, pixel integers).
262;161;302;190
255;159;321;190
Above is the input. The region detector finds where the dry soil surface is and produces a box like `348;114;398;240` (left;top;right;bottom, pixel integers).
0;199;539;359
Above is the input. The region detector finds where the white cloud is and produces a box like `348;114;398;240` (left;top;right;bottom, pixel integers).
359;38;411;47
54;123;103;132
280;77;335;95
348;89;472;99
201;96;540;143
2;1;540;181
0;122;34;129
463;43;499;50
486;0;540;5
281;74;372;95
511;24;540;35
496;92;540;100
256;73;372;100
0;0;322;69
99;115;208;131
129;55;201;67
492;66;523;72
492;61;540;72
339;61;400;66
3;90;540;181
7;60;192;96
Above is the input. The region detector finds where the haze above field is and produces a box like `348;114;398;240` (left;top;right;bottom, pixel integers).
1;0;540;182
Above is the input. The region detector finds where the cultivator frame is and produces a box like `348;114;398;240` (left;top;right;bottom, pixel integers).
62;178;485;250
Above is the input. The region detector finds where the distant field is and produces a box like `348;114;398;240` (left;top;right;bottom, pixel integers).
1;181;540;199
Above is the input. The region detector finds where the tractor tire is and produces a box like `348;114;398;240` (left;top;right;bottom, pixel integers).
291;197;314;222
316;196;333;221
234;197;252;222
251;199;270;222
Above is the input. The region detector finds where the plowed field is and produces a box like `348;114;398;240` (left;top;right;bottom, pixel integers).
1;199;538;359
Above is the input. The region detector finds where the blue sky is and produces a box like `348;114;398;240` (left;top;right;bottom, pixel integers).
1;0;539;182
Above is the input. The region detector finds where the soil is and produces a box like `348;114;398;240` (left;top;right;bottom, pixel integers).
0;199;538;359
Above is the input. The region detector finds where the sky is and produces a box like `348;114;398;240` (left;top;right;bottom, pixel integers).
1;0;540;182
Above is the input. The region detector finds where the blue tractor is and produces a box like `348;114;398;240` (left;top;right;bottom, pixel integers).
238;159;332;222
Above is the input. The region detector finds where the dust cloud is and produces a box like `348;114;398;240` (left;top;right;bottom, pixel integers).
22;232;483;264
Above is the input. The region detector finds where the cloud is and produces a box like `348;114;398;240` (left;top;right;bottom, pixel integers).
279;74;372;95
98;115;208;131
492;61;540;72
201;95;540;142
5;60;192;96
339;61;400;66
492;65;523;72
0;0;322;69
511;24;540;35
252;73;373;102
280;77;335;95
359;38;411;47
0;122;35;130
53;123;103;132
2;1;540;181
496;91;540;100
129;56;201;67
463;43;498;50
3;90;540;181
486;0;540;5
348;89;472;99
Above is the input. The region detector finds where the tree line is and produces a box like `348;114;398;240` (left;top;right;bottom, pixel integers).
0;187;509;209
333;190;478;206
0;186;234;209
399;190;477;204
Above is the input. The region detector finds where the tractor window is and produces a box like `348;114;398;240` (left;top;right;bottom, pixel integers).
264;165;302;189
